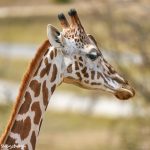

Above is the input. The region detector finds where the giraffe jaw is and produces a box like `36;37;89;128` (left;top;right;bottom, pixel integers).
64;78;135;100
79;84;135;100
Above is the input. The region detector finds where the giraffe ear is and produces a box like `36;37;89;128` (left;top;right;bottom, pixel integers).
87;34;98;47
47;24;65;48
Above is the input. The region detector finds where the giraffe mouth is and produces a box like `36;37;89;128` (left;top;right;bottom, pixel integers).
64;77;135;100
114;86;135;100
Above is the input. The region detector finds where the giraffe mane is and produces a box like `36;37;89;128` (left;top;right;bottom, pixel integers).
0;39;51;144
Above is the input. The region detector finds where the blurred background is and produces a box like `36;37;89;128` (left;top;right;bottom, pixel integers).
0;0;150;149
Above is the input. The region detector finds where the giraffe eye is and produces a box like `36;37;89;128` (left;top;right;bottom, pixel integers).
86;53;98;61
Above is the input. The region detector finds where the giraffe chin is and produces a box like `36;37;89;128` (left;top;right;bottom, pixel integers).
114;87;135;100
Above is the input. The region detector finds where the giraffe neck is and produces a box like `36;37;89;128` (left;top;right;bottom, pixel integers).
0;41;63;150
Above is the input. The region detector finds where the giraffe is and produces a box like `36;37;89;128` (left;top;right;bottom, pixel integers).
0;9;135;150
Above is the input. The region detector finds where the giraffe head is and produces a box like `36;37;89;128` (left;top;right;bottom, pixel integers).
47;9;135;100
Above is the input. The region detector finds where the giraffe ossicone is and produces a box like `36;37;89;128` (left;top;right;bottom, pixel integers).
0;9;135;150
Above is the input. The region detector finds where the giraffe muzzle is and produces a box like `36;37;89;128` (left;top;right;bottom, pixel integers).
114;86;135;100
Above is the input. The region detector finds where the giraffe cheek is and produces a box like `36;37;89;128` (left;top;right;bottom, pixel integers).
76;72;82;81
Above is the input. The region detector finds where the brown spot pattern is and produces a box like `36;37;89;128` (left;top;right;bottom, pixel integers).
21;117;31;140
34;60;42;76
40;58;51;78
50;64;57;82
11;120;23;134
11;117;31;140
5;136;16;146
42;81;49;106
19;92;32;114
38;119;43;135
97;72;102;79
31;102;42;124
5;138;21;150
91;82;101;85
79;62;83;67
44;49;49;56
76;72;82;80
51;84;56;94
84;73;89;78
29;80;41;97
81;67;87;74
30;131;36;150
24;145;29;150
81;67;89;78
79;56;83;62
91;71;95;80
54;48;57;57
67;64;72;73
50;51;54;60
106;64;116;74
75;62;79;70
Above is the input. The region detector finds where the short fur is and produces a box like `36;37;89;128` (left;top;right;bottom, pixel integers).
0;40;50;144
